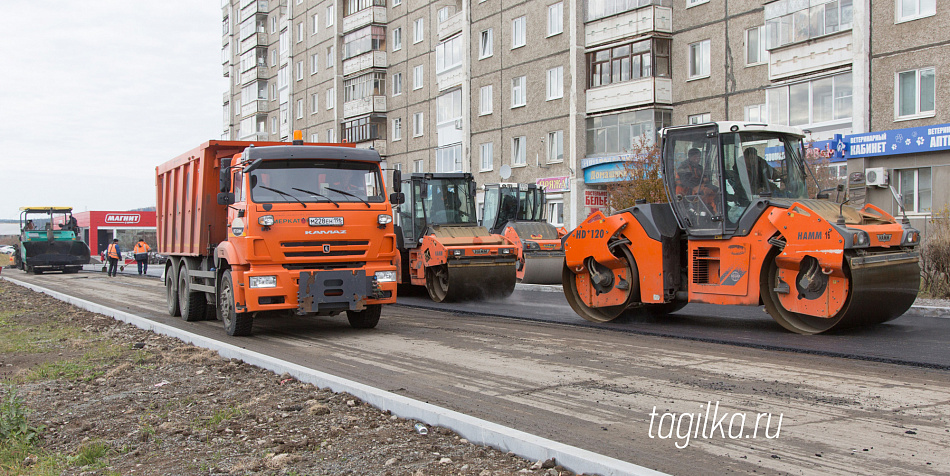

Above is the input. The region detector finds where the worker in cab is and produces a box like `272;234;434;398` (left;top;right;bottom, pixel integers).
676;147;720;214
133;238;151;275
106;239;121;277
24;220;35;230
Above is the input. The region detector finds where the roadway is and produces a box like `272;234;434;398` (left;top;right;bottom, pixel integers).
4;269;950;475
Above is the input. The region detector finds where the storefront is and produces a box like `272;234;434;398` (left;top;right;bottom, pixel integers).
67;211;157;259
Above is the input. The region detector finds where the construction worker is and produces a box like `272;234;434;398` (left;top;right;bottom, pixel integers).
133;238;151;275
106;239;121;277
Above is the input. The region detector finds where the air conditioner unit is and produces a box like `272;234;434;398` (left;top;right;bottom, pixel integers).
866;167;888;187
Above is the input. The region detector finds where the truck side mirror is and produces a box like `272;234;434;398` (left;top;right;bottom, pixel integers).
390;192;405;206
392;169;402;193
217;192;235;205
219;158;232;193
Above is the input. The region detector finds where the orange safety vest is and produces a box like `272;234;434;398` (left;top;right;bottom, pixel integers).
108;244;120;259
134;242;150;254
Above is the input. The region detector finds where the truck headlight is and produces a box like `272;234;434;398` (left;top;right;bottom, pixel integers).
904;231;920;245
249;275;277;288
501;248;512;254
851;230;870;248
378;214;393;225
375;270;397;282
258;215;274;226
523;241;539;250
452;249;463;256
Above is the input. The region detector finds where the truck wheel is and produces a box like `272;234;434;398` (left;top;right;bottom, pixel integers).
219;270;253;336
347;304;381;329
178;263;206;322
165;271;180;317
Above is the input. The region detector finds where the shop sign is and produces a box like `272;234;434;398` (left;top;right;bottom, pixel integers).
848;123;950;158
585;190;609;208
104;214;141;224
536;176;570;192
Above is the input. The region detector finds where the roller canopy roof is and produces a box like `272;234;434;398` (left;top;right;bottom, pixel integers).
243;145;382;162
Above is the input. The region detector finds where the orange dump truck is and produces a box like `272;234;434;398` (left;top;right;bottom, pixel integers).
156;134;398;336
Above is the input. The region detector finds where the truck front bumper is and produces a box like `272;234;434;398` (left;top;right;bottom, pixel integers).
241;266;397;313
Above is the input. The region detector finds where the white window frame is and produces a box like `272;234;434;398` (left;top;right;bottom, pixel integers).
547;199;564;227
295;61;303;81
392;72;403;96
479;29;493;59
688;113;711;124
413;18;424;44
744;104;766;122
512;136;527;166
512;16;526;49
271;116;278;134
296;98;303;119
413;112;424;137
326;87;335;110
414;159;424;173
310;53;319;74
897;167;932;214
688;40;710;79
413;64;424;90
310;133;319;142
546;66;563;100
745;26;767;66
393;0;401;5
327;128;335;142
895;67;936;120
767;73;853;127
311;93;319;114
296;22;304;43
687;0;710;7
393;27;402;51
393;117;402;141
312;14;319;35
479;84;493;115
326;45;335;68
547;130;564;163
480;142;494;171
512;76;526;108
897;0;936;23
326;5;334;27
547;2;563;37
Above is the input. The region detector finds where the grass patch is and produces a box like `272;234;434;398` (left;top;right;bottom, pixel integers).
67;440;110;468
0;311;86;355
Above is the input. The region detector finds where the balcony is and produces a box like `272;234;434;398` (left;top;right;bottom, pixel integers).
239;0;268;22
240;66;269;85
586;77;672;114
240;32;266;54
437;67;464;92
241;99;269;117
223;91;231;104
343;51;387;76
239;130;269;141
223;62;231;77
342;6;386;34
585;5;672;48
438;11;464;41
768;31;853;81
343;96;387;119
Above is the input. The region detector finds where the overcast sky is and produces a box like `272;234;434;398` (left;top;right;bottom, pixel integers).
0;1;223;219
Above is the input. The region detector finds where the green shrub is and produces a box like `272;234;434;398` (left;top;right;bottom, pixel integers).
0;385;43;445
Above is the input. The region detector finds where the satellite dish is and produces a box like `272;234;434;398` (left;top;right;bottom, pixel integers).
499;164;512;180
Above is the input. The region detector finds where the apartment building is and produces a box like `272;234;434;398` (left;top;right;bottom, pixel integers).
221;0;949;231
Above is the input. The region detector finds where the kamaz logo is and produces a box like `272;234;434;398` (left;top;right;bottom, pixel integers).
797;231;830;240
877;233;892;242
104;214;140;224
305;230;346;235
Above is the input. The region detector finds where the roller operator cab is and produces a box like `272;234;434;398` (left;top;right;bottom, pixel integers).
393;172;518;302
14;207;90;274
156;134;398;336
481;183;566;284
562;122;921;334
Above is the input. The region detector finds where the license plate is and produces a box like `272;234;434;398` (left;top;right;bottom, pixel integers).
309;217;344;226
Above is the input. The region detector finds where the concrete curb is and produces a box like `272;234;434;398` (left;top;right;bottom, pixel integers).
1;276;666;476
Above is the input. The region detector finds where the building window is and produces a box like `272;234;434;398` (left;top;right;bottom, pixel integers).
393;117;402;141
279;30;289;54
687;0;709;7
767;73;852;126
311;53;319;74
342;116;385;143
326;5;334;27
436;89;463;173
746;26;767;65
271;116;278;134
688;113;711;124
548;3;563;36
414;159;424;173
512;76;526;108
512;16;526;49
310;133;319;142
345;0;386;16
327;45;335;68
480;142;493;171
295;61;303;81
547;200;564;226
512;136;527;166
744;104;766;122
688;40;710;79
343;25;386;60
437;6;455;23
587;38;671;88
585;109;671;157
326;87;335;109
765;0;853;49
392;72;403;96
896;68;935;119
413;18;424;43
479;29;493;59
393;0;401;6
898;0;936;22
547;130;564;163
296;22;304;43
436;35;463;74
413;112;424;137
393;27;402;51
897;168;932;214
479;85;493;115
311;93;319;114
327;128;335;142
343;72;386;102
312;13;319;34
587;0;664;22
296;98;303;119
546;66;563;100
271;16;277;33
413;64;424;89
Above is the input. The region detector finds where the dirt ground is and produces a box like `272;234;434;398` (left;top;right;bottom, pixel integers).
0;279;571;475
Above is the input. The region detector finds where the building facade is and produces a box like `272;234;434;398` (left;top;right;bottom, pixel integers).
220;0;948;231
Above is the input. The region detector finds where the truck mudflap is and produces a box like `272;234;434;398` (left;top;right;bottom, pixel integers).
297;270;382;313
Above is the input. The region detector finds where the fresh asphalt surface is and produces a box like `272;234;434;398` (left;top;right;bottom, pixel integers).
82;263;950;369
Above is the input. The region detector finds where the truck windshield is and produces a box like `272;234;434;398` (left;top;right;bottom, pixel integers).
248;160;383;205
423;178;478;225
720;131;808;225
518;188;545;221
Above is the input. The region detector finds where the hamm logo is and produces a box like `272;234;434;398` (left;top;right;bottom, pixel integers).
797;231;830;240
104;214;141;224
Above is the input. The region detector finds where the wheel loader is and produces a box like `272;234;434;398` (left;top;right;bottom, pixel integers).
481;183;566;284
562;122;921;334
393;172;517;302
